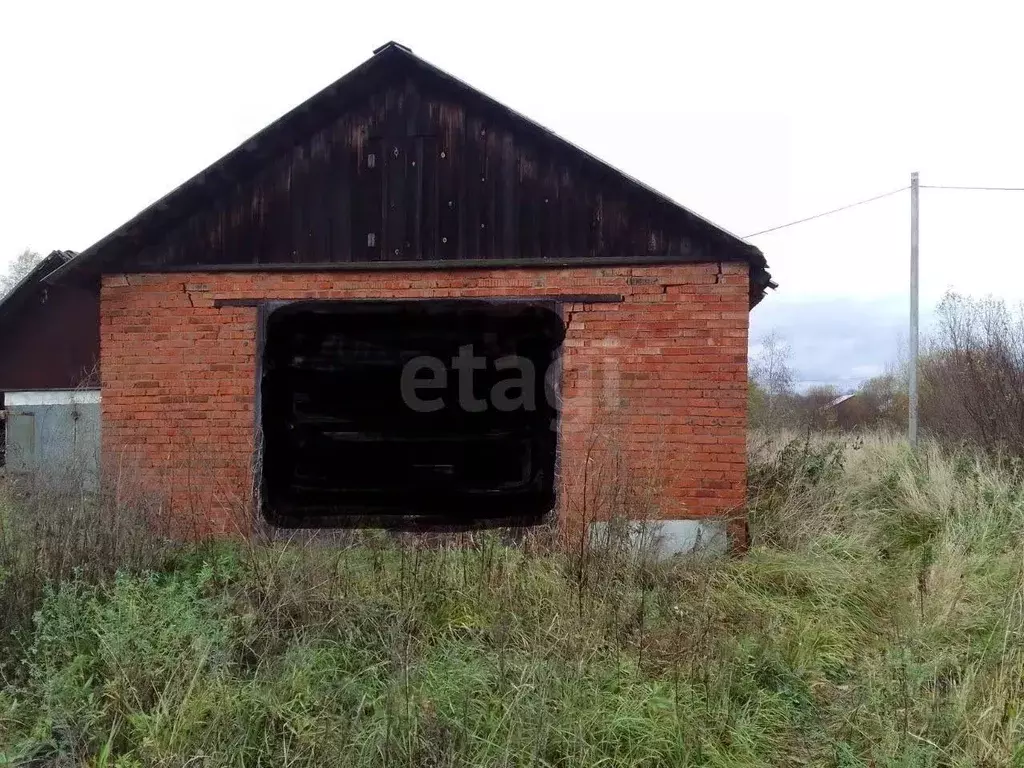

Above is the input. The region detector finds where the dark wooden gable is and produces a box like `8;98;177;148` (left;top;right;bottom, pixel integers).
52;43;772;304
0;252;99;392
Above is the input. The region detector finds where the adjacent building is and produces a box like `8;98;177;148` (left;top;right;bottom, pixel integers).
0;250;100;484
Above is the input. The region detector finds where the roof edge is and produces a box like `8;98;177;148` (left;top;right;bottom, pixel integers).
0;250;78;323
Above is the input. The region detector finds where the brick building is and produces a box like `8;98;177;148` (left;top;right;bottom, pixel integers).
46;42;774;544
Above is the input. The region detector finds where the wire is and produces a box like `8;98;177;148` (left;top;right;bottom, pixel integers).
744;186;908;238
921;184;1024;192
742;181;1024;240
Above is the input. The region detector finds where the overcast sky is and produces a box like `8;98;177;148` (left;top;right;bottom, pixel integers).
3;1;1022;389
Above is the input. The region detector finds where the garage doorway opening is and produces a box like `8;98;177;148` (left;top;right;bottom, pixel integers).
260;300;564;527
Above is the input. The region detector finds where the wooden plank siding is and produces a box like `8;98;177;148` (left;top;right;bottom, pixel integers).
130;75;718;271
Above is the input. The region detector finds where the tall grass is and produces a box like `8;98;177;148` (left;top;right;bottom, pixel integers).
1;433;1023;766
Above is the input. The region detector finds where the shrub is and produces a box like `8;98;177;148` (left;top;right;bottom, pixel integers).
0;471;172;648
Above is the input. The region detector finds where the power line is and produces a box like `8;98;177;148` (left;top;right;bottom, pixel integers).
742;180;1024;241
744;186;908;238
921;184;1024;192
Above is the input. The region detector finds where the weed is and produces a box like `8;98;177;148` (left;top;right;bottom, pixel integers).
0;434;1021;765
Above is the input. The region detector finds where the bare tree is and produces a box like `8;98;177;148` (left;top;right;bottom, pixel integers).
750;331;795;429
921;292;1024;453
0;249;43;297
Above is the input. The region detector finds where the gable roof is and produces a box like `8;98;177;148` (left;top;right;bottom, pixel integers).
48;41;774;304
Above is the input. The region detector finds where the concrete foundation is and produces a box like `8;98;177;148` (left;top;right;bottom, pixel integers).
589;518;729;558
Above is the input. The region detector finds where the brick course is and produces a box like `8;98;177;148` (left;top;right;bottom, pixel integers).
100;263;749;537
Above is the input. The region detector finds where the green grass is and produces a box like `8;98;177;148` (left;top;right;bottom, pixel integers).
1;433;1023;766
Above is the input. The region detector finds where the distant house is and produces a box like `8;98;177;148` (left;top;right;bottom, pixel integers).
820;393;853;427
0;251;100;483
824;393;857;411
14;42;773;547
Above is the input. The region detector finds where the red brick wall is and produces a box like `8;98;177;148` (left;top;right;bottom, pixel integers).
100;263;749;537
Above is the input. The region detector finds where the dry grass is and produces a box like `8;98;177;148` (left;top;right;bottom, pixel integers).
0;433;1021;766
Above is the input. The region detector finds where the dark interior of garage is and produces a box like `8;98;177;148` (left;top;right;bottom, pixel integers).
260;300;564;527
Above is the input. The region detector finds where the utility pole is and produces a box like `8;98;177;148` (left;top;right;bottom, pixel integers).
909;171;919;446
